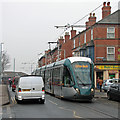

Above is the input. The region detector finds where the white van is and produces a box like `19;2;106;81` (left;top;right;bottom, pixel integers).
15;76;45;104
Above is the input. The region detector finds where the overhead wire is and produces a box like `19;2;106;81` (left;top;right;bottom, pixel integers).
51;3;103;49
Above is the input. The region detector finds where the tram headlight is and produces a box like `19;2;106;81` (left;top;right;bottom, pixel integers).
91;88;94;92
75;88;79;93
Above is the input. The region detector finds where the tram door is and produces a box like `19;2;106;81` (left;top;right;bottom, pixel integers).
62;66;74;97
53;66;63;97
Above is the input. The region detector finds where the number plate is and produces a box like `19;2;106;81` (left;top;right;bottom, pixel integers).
82;86;88;89
22;89;31;92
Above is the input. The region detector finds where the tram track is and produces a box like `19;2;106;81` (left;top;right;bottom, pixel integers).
48;95;118;119
79;103;118;119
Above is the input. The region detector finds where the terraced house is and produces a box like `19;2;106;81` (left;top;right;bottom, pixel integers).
72;2;120;86
38;2;120;88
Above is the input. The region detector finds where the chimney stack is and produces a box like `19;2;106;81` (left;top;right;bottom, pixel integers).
59;36;64;45
102;2;111;19
65;32;70;43
71;29;76;39
86;13;96;29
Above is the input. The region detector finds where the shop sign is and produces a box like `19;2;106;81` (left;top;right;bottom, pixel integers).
96;65;120;70
109;70;118;73
118;48;120;60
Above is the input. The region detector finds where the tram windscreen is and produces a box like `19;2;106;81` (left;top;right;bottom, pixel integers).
72;62;91;85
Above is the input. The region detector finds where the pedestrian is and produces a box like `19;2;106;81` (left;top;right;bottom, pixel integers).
98;77;103;92
8;78;12;87
97;77;100;89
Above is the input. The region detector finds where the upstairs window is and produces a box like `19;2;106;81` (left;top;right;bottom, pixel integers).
73;39;75;48
107;47;115;61
84;33;86;43
107;27;115;38
91;29;93;40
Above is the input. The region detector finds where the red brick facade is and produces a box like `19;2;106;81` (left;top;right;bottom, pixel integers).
38;2;120;87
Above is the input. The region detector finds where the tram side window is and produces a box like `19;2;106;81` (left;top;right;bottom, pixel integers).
63;66;74;87
53;68;60;85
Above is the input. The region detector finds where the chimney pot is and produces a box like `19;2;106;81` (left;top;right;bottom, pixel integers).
60;36;63;39
107;2;110;6
103;2;106;6
93;13;95;17
90;13;92;17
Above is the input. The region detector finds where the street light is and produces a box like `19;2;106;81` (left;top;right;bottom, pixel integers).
0;43;4;83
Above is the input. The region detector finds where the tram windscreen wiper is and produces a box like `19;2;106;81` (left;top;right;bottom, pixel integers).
76;76;86;86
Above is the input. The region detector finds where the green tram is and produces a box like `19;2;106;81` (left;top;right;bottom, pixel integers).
33;57;95;101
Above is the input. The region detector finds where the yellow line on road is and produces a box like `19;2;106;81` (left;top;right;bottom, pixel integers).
48;99;82;118
58;106;82;118
11;97;14;104
11;97;17;104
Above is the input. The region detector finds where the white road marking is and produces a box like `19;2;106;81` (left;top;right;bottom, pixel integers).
48;100;58;105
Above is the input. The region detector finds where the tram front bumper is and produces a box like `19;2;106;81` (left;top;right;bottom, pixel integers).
73;92;94;101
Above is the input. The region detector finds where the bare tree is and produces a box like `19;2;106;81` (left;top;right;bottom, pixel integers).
1;51;10;72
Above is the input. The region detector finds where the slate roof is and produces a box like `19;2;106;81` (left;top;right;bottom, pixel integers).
97;10;120;24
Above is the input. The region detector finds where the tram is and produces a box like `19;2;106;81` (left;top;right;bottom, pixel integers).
33;57;95;101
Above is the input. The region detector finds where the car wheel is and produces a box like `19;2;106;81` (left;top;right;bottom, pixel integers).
16;99;22;104
104;90;107;92
107;93;111;100
38;99;45;104
15;97;22;104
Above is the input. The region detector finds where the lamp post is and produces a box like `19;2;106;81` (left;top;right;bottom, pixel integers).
0;43;3;84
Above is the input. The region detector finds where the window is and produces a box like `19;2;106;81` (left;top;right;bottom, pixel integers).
84;33;86;43
73;39;75;48
107;27;115;38
91;29;93;40
107;47;115;61
78;36;80;46
63;66;74;87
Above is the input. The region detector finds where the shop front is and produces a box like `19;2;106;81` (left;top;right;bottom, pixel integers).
94;65;120;88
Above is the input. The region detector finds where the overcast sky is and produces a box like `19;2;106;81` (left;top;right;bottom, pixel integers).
0;0;119;74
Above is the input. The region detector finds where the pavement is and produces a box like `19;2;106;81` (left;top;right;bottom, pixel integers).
94;89;107;98
0;84;10;106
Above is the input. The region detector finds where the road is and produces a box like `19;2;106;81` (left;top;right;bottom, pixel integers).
2;87;120;119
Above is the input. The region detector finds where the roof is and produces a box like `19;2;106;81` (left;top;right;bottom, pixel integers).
2;71;28;78
97;10;120;24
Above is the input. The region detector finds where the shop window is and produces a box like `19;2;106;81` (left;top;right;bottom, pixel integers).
109;73;115;79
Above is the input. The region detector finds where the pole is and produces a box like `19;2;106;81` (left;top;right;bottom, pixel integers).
0;44;2;83
13;58;15;72
57;41;60;61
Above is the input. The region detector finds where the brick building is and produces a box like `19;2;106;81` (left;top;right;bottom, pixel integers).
72;2;120;87
38;2;120;87
38;30;76;67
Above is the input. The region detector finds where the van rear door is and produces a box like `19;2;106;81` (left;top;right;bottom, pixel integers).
31;77;44;97
19;77;32;97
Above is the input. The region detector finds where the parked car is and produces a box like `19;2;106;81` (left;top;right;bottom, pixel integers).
12;77;20;92
107;82;120;101
15;75;45;104
102;79;118;92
